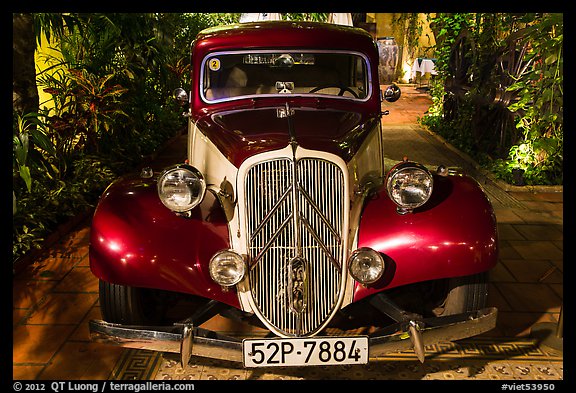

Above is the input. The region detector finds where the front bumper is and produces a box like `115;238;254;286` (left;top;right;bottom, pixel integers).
89;307;497;367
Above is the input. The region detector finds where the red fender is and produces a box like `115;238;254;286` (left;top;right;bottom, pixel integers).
354;173;498;302
89;175;240;308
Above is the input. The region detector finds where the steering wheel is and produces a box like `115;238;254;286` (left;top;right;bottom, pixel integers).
309;85;359;98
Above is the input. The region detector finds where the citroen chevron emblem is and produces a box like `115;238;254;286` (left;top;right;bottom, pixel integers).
288;257;309;314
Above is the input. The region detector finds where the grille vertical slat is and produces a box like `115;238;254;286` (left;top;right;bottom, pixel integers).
245;157;345;336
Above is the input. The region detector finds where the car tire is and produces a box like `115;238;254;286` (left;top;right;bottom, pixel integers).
99;280;166;325
432;272;489;317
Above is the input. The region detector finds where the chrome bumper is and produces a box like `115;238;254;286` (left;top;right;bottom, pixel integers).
89;307;497;367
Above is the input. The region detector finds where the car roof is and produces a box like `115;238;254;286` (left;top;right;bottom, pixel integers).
193;21;378;57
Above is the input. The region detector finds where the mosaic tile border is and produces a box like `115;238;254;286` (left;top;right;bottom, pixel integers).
110;349;163;380
377;338;563;362
111;338;562;380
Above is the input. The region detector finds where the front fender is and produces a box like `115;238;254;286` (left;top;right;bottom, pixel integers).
355;173;498;302
89;175;240;308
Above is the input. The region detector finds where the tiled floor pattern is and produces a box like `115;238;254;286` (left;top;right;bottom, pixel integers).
12;86;563;380
12;226;124;380
112;338;563;380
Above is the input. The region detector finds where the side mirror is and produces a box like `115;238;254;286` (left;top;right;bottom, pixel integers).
383;84;401;102
173;88;189;106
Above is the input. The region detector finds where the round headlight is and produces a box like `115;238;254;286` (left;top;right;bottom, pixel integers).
386;162;433;210
348;247;385;285
157;165;206;212
209;250;246;287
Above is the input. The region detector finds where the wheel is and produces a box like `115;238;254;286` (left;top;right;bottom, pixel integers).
431;272;488;316
445;29;476;98
309;85;359;98
470;28;532;157
99;280;169;325
387;272;488;318
442;30;477;123
471;103;518;158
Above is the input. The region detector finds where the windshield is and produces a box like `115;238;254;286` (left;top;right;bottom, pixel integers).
201;51;371;103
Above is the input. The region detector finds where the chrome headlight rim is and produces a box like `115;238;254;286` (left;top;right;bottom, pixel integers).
157;164;206;213
348;247;385;285
209;250;247;287
385;161;434;211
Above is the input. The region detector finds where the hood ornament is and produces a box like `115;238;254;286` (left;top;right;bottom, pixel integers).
276;106;295;118
288;256;309;314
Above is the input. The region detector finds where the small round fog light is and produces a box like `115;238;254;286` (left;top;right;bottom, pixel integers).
348;247;385;285
209;250;246;287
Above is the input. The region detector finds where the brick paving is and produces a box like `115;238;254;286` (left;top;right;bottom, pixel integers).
12;85;563;379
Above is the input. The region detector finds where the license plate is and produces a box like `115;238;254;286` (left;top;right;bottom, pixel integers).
242;336;368;368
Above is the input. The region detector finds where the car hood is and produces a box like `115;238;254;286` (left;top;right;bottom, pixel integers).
193;106;380;167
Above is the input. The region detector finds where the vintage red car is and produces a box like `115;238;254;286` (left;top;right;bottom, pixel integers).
89;21;498;368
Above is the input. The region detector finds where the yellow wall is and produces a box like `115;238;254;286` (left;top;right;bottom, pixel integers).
35;35;64;112
368;13;436;83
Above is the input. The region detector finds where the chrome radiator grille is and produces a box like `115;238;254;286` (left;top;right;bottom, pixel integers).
245;157;345;336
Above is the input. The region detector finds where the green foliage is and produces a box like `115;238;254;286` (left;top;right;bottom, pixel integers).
41;68;129;155
502;13;563;185
13;13;236;264
32;13;83;48
13;112;57;192
428;13;476;76
420;13;562;186
393;13;427;58
13;153;117;259
283;13;328;22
